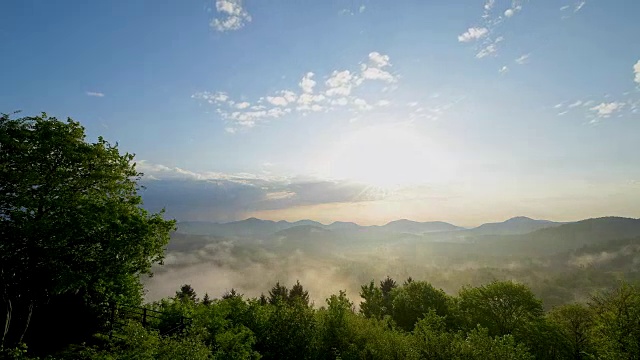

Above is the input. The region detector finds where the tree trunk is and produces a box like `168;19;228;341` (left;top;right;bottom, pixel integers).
2;298;11;348
17;302;33;344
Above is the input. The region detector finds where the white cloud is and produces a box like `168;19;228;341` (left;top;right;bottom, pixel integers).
499;66;509;74
330;97;349;106
359;5;366;13
266;96;288;106
458;27;489;42
266;91;296;106
265;191;296;200
299;72;316;93
515;53;530;64
634;60;640;84
484;0;495;11
504;9;514;17
361;67;395;82
358;51;396;84
86;91;105;97
235;102;250;109
368;52;391;68
310;104;323;112
353;98;373;111
325;70;354;97
568;100;583;108
476;44;497;58
211;0;252;32
192;91;229;104
560;5;570;11
554;103;564;109
590;102;625;118
298;93;325;105
195;51;403;131
574;1;586;12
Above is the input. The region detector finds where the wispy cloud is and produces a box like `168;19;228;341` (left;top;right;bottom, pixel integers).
459;0;529;59
634;60;640;85
193;52;401;132
499;66;509;74
211;0;252;32
484;0;495;12
86;91;105;97
590;102;625;118
458;27;489;42
574;1;586;12
476;43;497;59
568;100;583;108
515;53;531;65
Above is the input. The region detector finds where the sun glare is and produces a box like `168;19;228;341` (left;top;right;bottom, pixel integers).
327;125;450;188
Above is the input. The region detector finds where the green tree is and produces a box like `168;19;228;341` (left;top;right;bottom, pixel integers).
548;303;594;359
267;282;288;305
589;283;640;359
175;284;198;303
391;280;452;331
359;280;384;319
289;280;310;306
457;280;543;336
0;113;175;349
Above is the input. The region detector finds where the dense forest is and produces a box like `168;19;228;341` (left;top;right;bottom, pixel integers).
2;113;640;360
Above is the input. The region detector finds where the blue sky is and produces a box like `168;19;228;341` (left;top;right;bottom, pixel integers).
2;0;639;226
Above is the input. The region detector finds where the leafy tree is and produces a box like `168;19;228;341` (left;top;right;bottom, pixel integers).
589;283;640;359
202;293;212;306
359;280;384;319
548;303;594;359
289;280;310;306
222;288;241;300
175;284;198;303
457;326;534;360
412;310;457;359
391;280;452;331
457;280;543;336
267;282;288;305
318;290;354;357
380;276;397;316
0;113;175;350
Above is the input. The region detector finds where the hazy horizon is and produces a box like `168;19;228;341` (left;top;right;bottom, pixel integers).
175;214;636;229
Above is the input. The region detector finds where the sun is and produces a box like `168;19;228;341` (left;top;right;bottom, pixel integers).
327;124;449;188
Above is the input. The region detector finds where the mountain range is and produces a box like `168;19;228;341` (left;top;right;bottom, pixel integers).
176;216;561;238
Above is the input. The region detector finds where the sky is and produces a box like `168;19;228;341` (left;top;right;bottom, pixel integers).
1;0;640;226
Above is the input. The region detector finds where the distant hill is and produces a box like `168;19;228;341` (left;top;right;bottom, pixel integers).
469;216;562;236
176;217;463;237
178;218;290;237
476;217;640;255
382;219;464;234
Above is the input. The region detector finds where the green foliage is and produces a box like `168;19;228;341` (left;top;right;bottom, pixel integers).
548;303;594;359
456;326;534;360
359;280;385;319
175;284;198;303
390;280;452;331
458;280;544;336
0;113;175;350
589;283;640;359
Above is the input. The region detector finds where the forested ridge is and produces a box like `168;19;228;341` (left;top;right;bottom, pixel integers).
2;113;640;359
